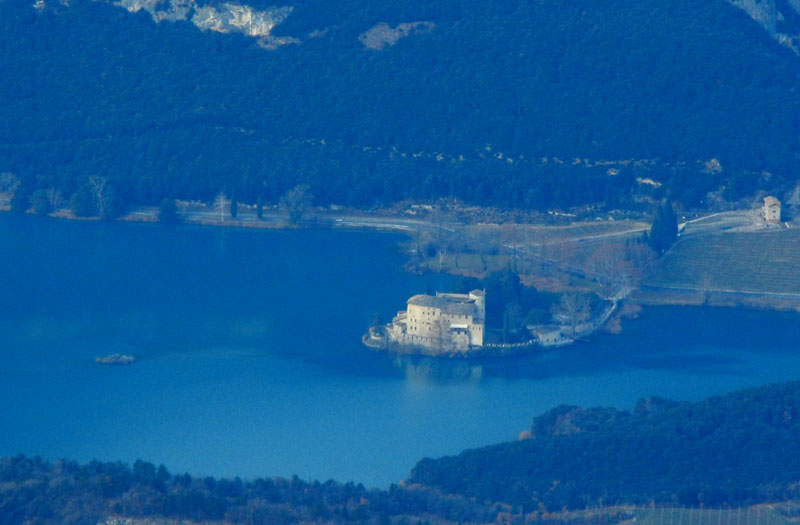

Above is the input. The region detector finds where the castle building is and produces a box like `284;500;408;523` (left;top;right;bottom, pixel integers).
387;290;485;352
764;196;781;225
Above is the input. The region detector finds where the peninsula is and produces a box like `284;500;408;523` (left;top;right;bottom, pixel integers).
366;290;487;355
364;286;583;357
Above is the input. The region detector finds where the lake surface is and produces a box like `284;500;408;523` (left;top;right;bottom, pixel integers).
2;215;800;487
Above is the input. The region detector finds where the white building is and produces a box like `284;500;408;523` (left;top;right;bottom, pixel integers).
764;196;781;225
387;290;485;352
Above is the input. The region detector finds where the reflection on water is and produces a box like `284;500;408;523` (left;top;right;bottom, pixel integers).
3;215;800;487
389;332;750;386
394;355;484;384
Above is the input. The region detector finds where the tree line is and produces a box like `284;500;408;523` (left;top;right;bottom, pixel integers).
1;0;798;215
7;381;800;522
0;454;509;524
409;380;800;511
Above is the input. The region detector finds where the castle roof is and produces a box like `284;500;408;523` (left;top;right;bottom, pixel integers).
764;196;781;206
407;294;482;317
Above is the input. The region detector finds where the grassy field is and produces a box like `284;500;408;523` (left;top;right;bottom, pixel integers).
645;227;800;296
632;504;793;524
408;219;648;292
535;503;800;524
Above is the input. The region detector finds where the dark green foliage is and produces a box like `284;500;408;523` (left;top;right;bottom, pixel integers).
524;308;550;325
9;191;28;215
453;276;482;294
29;189;52;216
157;198;179;223
484;266;523;327
451;267;551;341
99;186;123;221
230;197;238;219
70;187;97;217
483;266;551;336
648;201;679;255
0;454;501;524
1;0;798;212
408;381;800;511
256;195;263;219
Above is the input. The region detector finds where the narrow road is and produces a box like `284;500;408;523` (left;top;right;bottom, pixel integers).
123;205;437;232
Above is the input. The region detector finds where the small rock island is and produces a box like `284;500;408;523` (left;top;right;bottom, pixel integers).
95;353;136;365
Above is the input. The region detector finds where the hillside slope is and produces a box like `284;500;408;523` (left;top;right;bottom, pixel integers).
409;381;800;511
2;0;799;210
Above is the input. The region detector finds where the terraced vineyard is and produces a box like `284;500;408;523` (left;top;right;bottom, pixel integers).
633;504;793;524
646;227;800;295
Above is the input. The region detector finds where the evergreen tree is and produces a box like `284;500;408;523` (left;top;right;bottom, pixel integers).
99;187;123;221
230;198;238;219
256;195;263;219
30;189;52;216
70;187;97;217
648;201;678;255
158;198;179;223
10;190;28;215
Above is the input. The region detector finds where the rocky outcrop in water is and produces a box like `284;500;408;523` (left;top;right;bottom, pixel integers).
95;353;136;365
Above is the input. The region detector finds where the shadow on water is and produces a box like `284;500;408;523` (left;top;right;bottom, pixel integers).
389;346;744;385
387;305;800;384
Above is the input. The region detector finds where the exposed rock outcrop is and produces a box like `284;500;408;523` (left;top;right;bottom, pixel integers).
112;0;296;48
728;0;800;53
359;22;435;50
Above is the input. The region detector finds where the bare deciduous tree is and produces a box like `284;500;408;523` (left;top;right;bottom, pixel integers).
552;293;591;336
0;172;21;194
213;192;230;222
586;243;637;293
586;242;656;295
88;175;110;216
432;317;452;352
280;184;312;224
46;186;63;210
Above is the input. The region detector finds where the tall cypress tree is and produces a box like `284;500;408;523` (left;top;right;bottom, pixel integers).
648;200;678;255
230;197;238;219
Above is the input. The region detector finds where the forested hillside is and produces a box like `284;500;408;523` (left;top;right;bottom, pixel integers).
0;455;508;523
409;381;800;511
7;382;800;522
2;0;799;212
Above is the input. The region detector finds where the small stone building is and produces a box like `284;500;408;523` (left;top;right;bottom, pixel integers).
764;196;781;225
530;326;569;347
388;290;485;352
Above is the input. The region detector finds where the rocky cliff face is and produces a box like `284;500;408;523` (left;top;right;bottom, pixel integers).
112;0;295;48
728;0;800;53
54;0;800;56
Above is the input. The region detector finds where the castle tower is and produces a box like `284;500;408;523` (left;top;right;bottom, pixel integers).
469;289;486;319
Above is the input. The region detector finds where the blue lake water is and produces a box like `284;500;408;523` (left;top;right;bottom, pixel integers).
2;214;800;487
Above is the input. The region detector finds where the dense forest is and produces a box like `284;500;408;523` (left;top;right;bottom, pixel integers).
451;268;559;342
409;381;800;511
0;454;510;524
7;382;800;523
1;0;799;214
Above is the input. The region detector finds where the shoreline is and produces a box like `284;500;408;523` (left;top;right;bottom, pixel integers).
4;200;800;319
0;201;428;234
